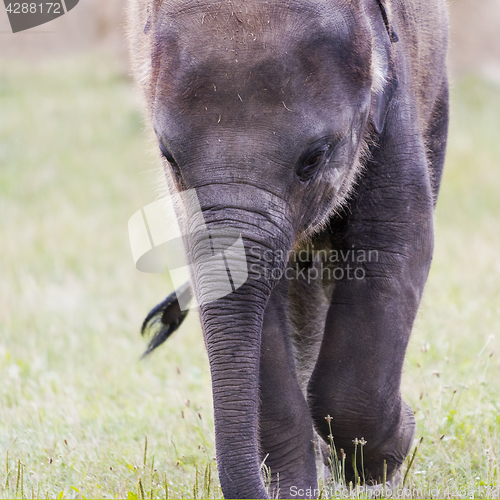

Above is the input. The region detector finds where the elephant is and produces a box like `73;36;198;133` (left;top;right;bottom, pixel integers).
127;0;449;498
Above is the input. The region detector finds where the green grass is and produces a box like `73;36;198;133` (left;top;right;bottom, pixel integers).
398;75;500;499
0;54;499;498
0;55;217;499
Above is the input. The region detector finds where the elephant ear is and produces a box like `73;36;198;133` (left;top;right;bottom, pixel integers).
369;0;399;135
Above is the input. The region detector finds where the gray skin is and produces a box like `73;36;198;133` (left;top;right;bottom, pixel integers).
128;0;449;498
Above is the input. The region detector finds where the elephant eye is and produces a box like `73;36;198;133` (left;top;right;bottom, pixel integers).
296;145;331;182
159;143;181;179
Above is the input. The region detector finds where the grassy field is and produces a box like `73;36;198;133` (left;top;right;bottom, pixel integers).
0;54;499;499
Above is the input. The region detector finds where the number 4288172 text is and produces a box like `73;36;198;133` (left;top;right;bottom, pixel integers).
5;3;62;14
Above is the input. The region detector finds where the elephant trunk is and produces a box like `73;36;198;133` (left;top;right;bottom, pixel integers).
202;287;268;498
186;202;291;499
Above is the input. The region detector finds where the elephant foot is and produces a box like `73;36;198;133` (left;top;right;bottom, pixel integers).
352;400;416;485
371;400;416;482
313;399;415;487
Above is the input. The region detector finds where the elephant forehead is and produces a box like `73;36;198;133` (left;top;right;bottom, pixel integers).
151;0;371;101
157;0;355;39
151;1;372;143
152;40;370;133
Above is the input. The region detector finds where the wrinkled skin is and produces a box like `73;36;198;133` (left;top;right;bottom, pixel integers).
128;0;449;498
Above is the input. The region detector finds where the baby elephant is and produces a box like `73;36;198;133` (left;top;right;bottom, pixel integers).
128;0;449;498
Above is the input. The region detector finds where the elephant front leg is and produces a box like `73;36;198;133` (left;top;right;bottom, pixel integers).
308;124;436;484
308;275;418;484
259;281;318;499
